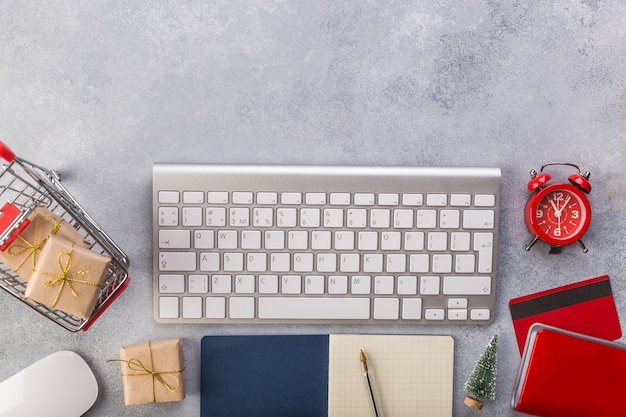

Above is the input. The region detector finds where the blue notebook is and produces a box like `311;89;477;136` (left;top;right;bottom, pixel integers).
200;334;454;417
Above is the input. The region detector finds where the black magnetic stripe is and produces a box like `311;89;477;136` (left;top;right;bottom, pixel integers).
509;279;612;321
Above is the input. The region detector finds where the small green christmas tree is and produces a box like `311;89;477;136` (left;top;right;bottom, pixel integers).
464;334;498;410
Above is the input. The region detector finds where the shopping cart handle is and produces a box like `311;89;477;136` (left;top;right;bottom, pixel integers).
0;202;30;251
0;142;16;162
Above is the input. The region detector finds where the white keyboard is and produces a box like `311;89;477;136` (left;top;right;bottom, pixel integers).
153;164;500;324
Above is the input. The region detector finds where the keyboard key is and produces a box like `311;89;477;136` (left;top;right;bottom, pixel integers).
416;210;437;228
258;297;370;319
328;275;348;294
374;275;394;294
425;309;445;320
347;209;367;228
474;232;494;273
229;208;249;227
194;230;214;249
207;191;228;204
253;208;274;227
402;298;422;319
159;191;179;204
159;297;179;319
370;209;390;228
159;207;179;227
463;210;495;229
183;191;204;204
159;252;196;271
354;193;375;205
393;209;413;228
323;209;344;228
300;208;321;228
159;230;191;249
229;297;255;319
281;192;302;205
373;298;399;319
232;192;253;204
257;192;278;204
378;193;399;206
183;207;203;226
217;230;238;249
397;276;417;295
159;274;185;293
182;297;203;319
426;194;447;206
212;275;232;293
471;309;491;320
448;309;468;320
402;193;423;206
206;297;226;318
443;276;492;295
281;275;302;294
420;276;440;295
306;192;326;205
351;275;371;294
450;194;471;206
475;194;496;207
277;208;297;227
188;274;209;293
230;275;254;294
439;210;460;229
259;275;278;294
329;193;350;205
305;275;325;294
206;208;226;226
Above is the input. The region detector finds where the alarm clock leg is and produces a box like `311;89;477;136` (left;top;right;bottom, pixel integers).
525;236;539;251
576;239;589;253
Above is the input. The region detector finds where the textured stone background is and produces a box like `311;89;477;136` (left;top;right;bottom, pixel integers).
1;1;625;415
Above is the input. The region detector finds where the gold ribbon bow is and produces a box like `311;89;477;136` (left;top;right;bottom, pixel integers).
7;213;62;272
108;341;185;403
34;243;100;308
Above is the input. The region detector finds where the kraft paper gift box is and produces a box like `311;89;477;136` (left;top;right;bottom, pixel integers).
0;205;89;281
115;338;186;405
24;234;110;320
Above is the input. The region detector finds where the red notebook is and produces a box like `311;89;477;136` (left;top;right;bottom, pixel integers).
512;324;626;417
509;275;621;354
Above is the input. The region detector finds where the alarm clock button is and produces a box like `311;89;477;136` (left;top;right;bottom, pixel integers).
528;173;551;191
568;174;591;194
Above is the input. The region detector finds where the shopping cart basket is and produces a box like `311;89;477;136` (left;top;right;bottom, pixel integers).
0;141;130;331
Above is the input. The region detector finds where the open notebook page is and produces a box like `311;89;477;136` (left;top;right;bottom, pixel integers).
328;334;454;417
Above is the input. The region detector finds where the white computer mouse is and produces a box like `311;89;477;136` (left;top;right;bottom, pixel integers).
0;350;98;417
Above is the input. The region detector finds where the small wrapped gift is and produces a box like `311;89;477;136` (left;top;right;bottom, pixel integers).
0;205;89;281
24;234;110;319
114;338;186;405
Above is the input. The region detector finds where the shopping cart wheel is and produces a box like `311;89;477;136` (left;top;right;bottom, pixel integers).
0;142;16;162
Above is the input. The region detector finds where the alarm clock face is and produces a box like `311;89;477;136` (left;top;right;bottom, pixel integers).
525;182;591;246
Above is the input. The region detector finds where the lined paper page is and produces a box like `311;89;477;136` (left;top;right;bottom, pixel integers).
328;334;454;417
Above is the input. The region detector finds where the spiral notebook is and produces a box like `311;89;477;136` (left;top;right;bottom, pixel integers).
200;334;454;417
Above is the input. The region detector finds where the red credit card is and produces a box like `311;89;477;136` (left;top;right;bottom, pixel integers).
509;275;621;354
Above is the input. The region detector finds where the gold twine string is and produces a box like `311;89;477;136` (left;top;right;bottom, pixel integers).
33;243;100;308
7;213;62;272
107;340;184;403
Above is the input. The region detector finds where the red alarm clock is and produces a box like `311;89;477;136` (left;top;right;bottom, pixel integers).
524;162;592;254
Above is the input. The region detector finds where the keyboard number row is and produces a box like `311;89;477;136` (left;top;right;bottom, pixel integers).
159;206;494;229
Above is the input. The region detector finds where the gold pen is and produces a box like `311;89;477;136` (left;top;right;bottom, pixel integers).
360;349;380;417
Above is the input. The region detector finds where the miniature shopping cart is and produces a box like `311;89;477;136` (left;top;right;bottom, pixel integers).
0;141;129;332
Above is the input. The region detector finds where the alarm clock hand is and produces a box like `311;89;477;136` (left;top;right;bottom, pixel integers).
549;199;561;216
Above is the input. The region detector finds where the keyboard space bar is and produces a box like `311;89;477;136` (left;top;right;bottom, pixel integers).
258;297;371;320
